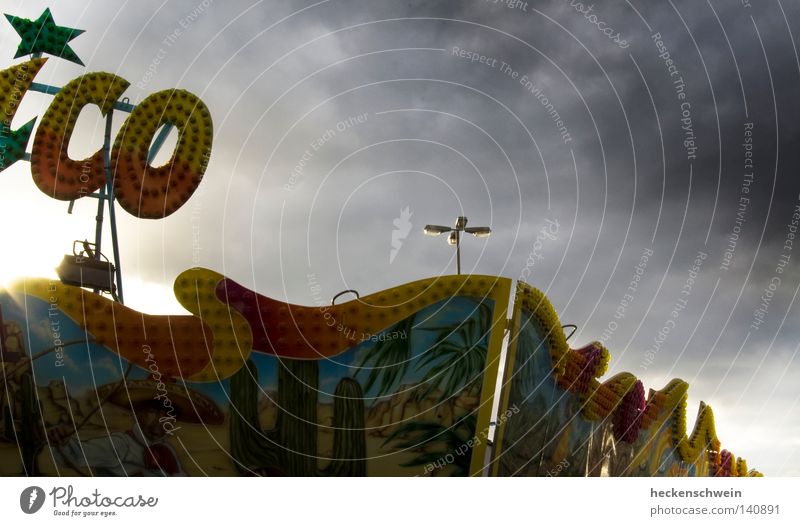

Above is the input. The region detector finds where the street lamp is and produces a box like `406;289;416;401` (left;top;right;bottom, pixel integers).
423;216;491;274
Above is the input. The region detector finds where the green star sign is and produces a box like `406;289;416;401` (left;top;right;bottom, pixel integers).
0;120;37;171
4;8;85;65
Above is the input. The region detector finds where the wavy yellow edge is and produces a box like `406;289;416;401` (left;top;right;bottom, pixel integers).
174;268;254;382
512;281;761;477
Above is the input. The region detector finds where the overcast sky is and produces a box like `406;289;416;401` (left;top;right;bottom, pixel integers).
1;0;799;475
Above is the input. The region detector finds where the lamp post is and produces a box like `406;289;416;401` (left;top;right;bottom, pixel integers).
423;216;491;275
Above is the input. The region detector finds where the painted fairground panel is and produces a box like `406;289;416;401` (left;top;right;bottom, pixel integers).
0;273;510;476
490;281;760;477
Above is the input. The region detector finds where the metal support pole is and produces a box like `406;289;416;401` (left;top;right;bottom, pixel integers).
29;83;136;113
91;186;107;293
147;124;174;164
88;114;112;295
456;230;461;275
107;178;123;304
93;184;106;258
102;111;124;303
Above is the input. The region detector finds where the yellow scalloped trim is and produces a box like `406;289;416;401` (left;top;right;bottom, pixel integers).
173;268;253;382
507;280;759;476
582;373;637;421
515;282;569;376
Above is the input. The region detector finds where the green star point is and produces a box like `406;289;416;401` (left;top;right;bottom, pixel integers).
0;118;36;172
4;8;85;65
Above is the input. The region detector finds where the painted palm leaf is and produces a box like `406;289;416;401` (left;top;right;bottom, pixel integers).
354;315;415;398
415;301;493;401
383;414;477;476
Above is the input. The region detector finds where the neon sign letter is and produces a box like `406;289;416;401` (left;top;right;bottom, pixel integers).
30;72;130;200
